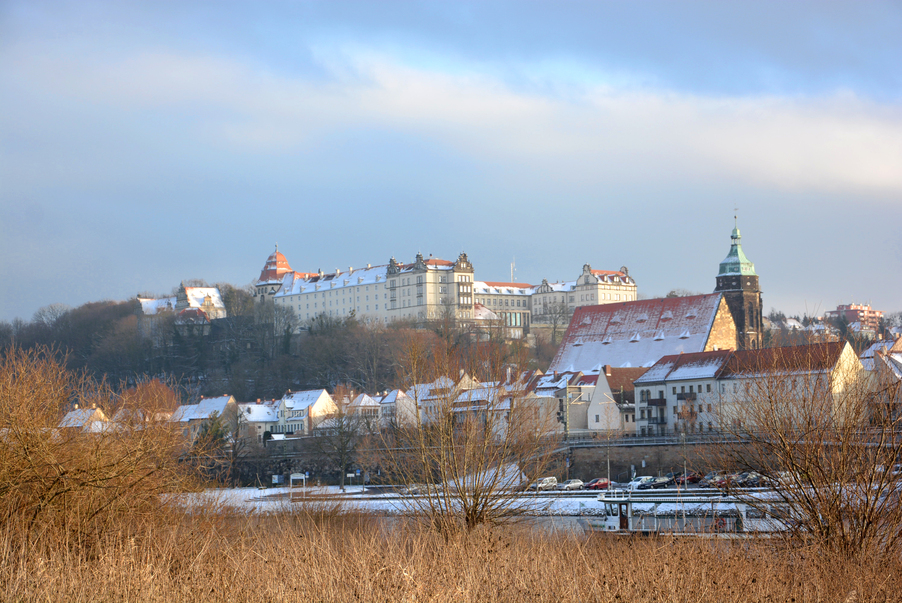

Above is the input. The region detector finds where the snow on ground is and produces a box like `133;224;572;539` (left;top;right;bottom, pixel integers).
166;486;607;517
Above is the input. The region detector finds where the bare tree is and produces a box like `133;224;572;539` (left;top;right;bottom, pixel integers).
310;384;364;492
378;333;557;533
545;300;572;346
708;342;902;557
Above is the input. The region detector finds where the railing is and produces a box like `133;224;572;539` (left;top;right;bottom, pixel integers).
676;392;697;401
646;397;667;407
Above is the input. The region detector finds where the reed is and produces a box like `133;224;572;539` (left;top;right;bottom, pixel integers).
2;506;899;603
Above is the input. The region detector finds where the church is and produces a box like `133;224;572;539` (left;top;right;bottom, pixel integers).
549;221;763;372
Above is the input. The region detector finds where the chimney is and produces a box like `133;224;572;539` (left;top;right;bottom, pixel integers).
604;365;612;377
256;398;261;404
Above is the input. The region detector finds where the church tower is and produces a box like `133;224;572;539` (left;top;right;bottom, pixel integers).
714;219;763;350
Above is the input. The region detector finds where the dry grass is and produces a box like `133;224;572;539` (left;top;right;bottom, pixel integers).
2;507;899;603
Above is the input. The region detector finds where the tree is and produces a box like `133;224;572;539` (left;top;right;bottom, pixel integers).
378;332;557;533
0;346;190;544
708;342;902;557
545;300;572;346
665;288;703;298
310;384;363;492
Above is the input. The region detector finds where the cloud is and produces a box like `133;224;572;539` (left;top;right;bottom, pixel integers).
6;44;902;200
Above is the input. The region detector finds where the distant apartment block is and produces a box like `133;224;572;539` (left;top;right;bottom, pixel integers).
825;303;884;332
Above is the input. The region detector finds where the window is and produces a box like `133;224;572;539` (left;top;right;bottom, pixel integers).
706;384;711;393
680;386;685;393
672;387;676;395
689;385;694;393
707;404;712;413
658;390;664;399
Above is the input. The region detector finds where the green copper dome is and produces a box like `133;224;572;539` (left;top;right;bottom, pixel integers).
718;219;756;276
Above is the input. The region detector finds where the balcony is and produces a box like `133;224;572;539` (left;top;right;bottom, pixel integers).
646;397;667;407
646;416;667;425
676;392;697;401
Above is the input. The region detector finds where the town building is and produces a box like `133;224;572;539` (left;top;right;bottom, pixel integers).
532;264;638;321
257;250;477;325
632;350;733;436
169;395;238;443
254;247;634;335
825;303;884;333
136;284;227;339
272;389;338;436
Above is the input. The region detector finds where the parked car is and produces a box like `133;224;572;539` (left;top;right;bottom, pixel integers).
739;471;766;487
650;475;675;489
527;477;558;491
675;471;702;485
558;479;584;491
698;472;725;488
585;478;612;490
627;476;655;491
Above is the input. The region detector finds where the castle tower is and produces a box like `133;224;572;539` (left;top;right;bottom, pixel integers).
714;219;763;350
254;245;294;302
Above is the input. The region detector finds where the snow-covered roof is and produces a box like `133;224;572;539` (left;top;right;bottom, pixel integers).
379;389;410;405
407;377;457;403
170;396;233;422
473;303;499;321
183;287;225;309
550;294;728;372
474;281;535;296
139;297;176;315
532;372;582;395
635;350;733;384
282;390;328;412
350;393;380;408
59;408;107;429
239;401;278;423
274;264;389;298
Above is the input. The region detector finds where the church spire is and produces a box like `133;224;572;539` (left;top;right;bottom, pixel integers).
718;216;756;277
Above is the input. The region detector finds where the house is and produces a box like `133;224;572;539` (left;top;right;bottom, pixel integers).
633;350;733;436
870;343;902;422
715;342;864;429
273;389;338;436
348;393;381;429
238;400;279;443
59;407;109;433
379;389;417;427
169;395;238;443
586;366;649;434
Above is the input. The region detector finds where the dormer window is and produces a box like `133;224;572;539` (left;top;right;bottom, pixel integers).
636;313;648;323
661;311;674;321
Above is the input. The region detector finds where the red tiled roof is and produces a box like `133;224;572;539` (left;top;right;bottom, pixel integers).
717;342;846;378
425;258;454;266
257;250;294;284
604;368;649;393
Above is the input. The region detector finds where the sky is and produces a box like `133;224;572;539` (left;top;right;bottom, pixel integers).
2;1;901;322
